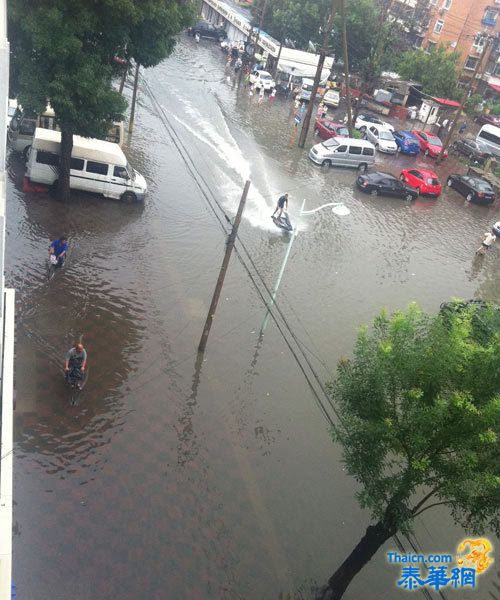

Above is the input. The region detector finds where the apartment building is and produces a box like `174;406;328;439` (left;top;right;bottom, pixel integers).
417;0;500;93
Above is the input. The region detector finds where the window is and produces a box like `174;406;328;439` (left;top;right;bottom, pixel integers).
478;128;500;146
113;166;129;179
434;20;444;34
472;35;485;53
349;145;362;154
442;0;452;9
36;150;59;166
86;161;108;175
429;0;437;5
106;126;121;144
427;40;437;52
494;63;500;76
19;118;36;136
464;56;479;70
482;9;498;26
362;147;374;156
70;158;84;170
336;145;348;152
409;170;422;178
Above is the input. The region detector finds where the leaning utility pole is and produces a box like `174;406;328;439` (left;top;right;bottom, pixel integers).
436;36;490;164
340;0;354;136
251;0;269;64
128;62;140;134
298;0;336;148
198;180;251;353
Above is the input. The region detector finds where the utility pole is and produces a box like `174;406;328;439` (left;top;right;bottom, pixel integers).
198;180;251;353
340;0;353;136
128;62;140;134
251;0;269;65
436;36;490;164
298;0;335;148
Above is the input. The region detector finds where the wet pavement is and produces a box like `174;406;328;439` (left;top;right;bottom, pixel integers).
9;36;500;599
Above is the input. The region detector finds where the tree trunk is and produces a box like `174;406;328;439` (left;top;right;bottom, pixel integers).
320;520;396;600
57;129;73;202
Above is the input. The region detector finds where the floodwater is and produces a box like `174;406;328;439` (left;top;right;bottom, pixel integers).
9;37;500;600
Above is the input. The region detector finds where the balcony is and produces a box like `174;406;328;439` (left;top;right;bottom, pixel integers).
482;16;497;26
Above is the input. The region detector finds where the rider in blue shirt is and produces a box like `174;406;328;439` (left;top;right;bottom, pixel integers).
49;235;68;267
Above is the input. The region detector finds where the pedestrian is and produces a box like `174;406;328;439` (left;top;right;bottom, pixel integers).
269;87;276;102
476;231;496;255
195;32;200;44
442;118;449;129
459;121;467;134
249;84;254;97
258;87;265;104
272;193;288;219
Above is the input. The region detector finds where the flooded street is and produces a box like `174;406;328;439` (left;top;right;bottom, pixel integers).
9;37;500;599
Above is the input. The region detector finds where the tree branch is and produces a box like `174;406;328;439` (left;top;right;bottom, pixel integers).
413;500;451;518
410;484;442;515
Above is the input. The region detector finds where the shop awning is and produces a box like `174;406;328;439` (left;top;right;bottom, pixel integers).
488;83;500;93
431;97;462;108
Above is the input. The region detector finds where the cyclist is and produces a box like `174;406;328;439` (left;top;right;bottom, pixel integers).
49;235;68;268
64;342;87;390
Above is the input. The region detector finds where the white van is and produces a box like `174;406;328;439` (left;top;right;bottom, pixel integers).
309;137;376;170
298;78;315;102
476;124;500;157
8;104;124;157
26;128;147;202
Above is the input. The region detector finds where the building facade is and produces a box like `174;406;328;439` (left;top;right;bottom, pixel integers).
417;0;500;94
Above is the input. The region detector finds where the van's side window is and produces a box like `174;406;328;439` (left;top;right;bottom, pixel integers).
20;119;36;136
336;145;347;153
362;147;374;156
86;161;108;175
349;146;362;155
36;150;59;166
113;166;128;179
70;158;84;170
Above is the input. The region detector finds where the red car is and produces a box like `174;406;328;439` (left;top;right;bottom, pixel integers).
412;130;448;158
400;168;442;197
314;118;349;140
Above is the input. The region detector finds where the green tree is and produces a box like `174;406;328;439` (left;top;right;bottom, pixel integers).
321;302;500;599
397;46;460;99
9;0;191;201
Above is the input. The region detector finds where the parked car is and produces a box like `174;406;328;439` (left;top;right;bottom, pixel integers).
297;78;315;102
309;137;376;170
400;168;442;197
354;113;394;133
187;21;227;41
412;130;448;158
364;125;397;154
446;175;495;205
249;70;276;91
393;130;420;155
450;136;491;163
314;118;349;140
322;89;340;108
474;113;500;127
356;171;419;201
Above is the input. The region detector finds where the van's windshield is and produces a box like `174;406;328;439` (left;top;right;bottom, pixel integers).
322;138;340;148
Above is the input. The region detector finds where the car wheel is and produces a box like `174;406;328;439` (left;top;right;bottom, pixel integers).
424;149;430;156
416;187;421;196
375;143;379;150
405;193;414;201
321;159;331;167
466;192;473;202
50;179;59;196
447;178;453;187
121;191;137;203
370;188;378;196
23;145;31;161
358;163;368;173
396;145;401;153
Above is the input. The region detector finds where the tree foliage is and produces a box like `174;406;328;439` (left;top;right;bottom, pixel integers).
252;0;330;49
8;0;192;199
323;301;500;598
397;46;460;99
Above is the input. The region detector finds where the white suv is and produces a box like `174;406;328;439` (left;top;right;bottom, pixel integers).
365;125;397;154
249;70;276;91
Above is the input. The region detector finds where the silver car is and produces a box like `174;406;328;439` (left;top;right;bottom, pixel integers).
365;125;397;154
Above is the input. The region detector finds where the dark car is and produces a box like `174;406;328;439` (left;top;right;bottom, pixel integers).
446;175;496;205
474;113;500;127
188;21;227;41
393;130;420;155
450;136;490;164
356;171;419;201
